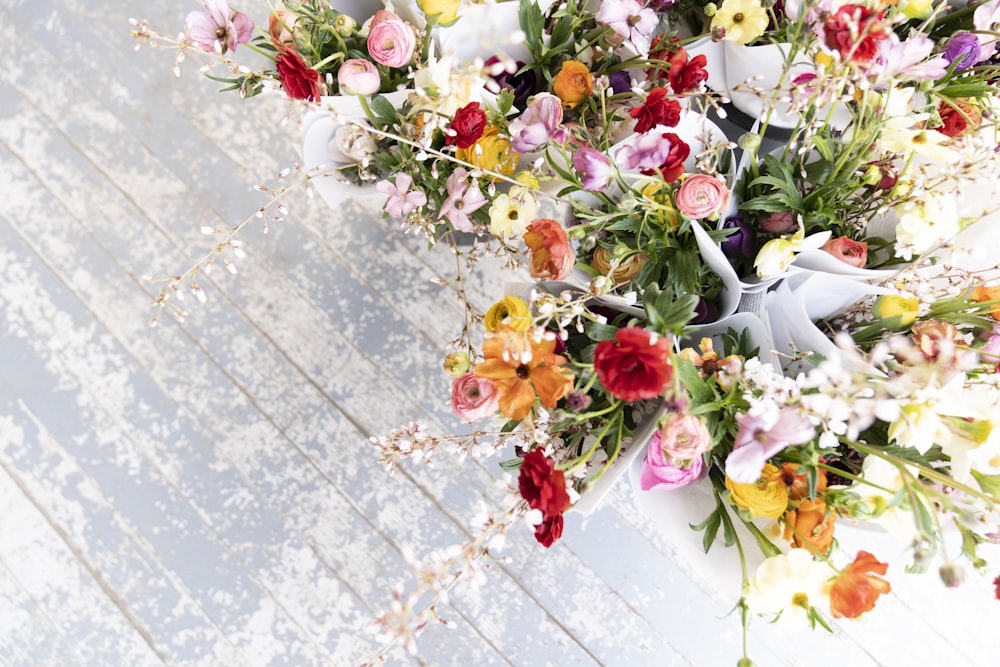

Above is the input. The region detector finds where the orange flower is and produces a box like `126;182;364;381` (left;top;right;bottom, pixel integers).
973;285;1000;321
829;551;891;619
474;329;574;420
552;60;593;108
783;498;836;555
524;219;576;280
679;337;743;391
780;462;828;501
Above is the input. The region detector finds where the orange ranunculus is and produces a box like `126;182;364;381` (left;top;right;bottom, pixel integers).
783;498;836;555
524;219;576;280
829;551;891;619
973;285;1000;321
473;328;574;421
780;462;828;501
552;60;593;108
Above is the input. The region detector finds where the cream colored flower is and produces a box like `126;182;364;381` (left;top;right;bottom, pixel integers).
489;189;537;238
893;192;961;260
754;228;832;279
711;0;770;45
745;549;831;626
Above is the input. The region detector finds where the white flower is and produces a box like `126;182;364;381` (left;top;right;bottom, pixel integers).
893;192;961;260
329;123;377;163
754;229;832;279
745;549;831;626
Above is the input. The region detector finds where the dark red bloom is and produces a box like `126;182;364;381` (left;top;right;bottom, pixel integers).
668;50;708;95
447;102;488;148
823;5;888;64
994;574;1000;600
276;51;322;101
630;88;681;133
647;34;678;82
518;449;571;519
938;100;982;138
534;514;563;547
646;132;689;183
593;327;673;401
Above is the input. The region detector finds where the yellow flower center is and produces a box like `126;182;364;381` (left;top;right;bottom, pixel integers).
791;593;810;609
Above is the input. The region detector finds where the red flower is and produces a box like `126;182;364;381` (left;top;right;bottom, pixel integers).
534;515;563;547
830;551;891;618
993;575;1000;600
276;51;322;101
519;450;571;547
647;132;689;183
594;327;673;401
448;102;488;149
668;49;708;95
823;5;888;64
630;88;681;133
938;100;982;138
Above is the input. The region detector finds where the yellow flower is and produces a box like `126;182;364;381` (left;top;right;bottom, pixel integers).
726;463;789;519
711;0;770;45
898;0;933;20
417;0;461;26
484;296;531;333
552;60;593;108
754;229;832;280
456;125;519;177
442;351;471;377
489;192;536;238
872;295;920;329
591;247;648;285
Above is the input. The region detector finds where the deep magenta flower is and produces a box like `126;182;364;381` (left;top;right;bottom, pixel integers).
185;0;253;53
725;408;816;483
439;168;486;232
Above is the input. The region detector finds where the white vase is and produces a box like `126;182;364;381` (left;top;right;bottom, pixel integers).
300;90;413;208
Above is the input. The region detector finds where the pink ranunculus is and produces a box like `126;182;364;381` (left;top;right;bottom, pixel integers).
640;429;706;491
367;12;416;68
656;413;712;460
572;146;611;192
523;218;575;280
821;236;868;268
268;10;297;48
338;58;381;95
760;210;797;234
451;373;499;422
675;174;729;220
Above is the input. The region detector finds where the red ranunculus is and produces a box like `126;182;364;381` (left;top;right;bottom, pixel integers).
668;50;708;95
630;88;681;133
993;574;1000;601
938;100;982;138
518;449;571;519
534;514;563;547
646;132;689;183
448;101;488;149
823;5;887;64
593;327;673;401
276;51;322;101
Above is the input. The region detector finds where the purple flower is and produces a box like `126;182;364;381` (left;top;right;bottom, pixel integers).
615;132;673;172
691;298;718;325
640;430;706;491
377;174;427;220
485;57;537;110
944;33;981;72
509;93;567;153
439;167;486;232
721;215;755;259
725;408;816;483
185;0;253;53
596;0;658;56
572;147;611;192
608;70;632;95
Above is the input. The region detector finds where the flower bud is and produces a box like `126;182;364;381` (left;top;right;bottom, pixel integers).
737;658;756;667
738;132;761;151
333;13;357;36
443;351;471;377
939;561;965;588
872;295;920;329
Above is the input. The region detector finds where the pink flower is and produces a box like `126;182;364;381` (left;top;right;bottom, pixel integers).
338;58;381;95
439;168;487;232
572;147;611;192
510;94;567;153
524;219;576;281
596;0;658;55
657;413;712;460
821;236;868;268
615;132;673;172
675;175;729;220
760;210;797;234
725;409;816;484
983;325;1000;372
367;11;416;68
185;0;254;53
451;373;499;422
376;174;427;220
640;429;706;491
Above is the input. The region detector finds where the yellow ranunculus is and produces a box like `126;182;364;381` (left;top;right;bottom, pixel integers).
899;0;933;20
417;0;461;26
726;463;789;519
872;295;920;329
484;296;531;333
456;125;519;177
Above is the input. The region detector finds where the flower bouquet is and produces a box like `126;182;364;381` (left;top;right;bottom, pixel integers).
134;0;1000;664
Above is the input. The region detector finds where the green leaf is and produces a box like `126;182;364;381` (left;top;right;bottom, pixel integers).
369;94;398;126
499;457;523;472
676;355;714;405
518;0;545;58
971;469;1000;497
690;505;722;553
584;321;619;342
